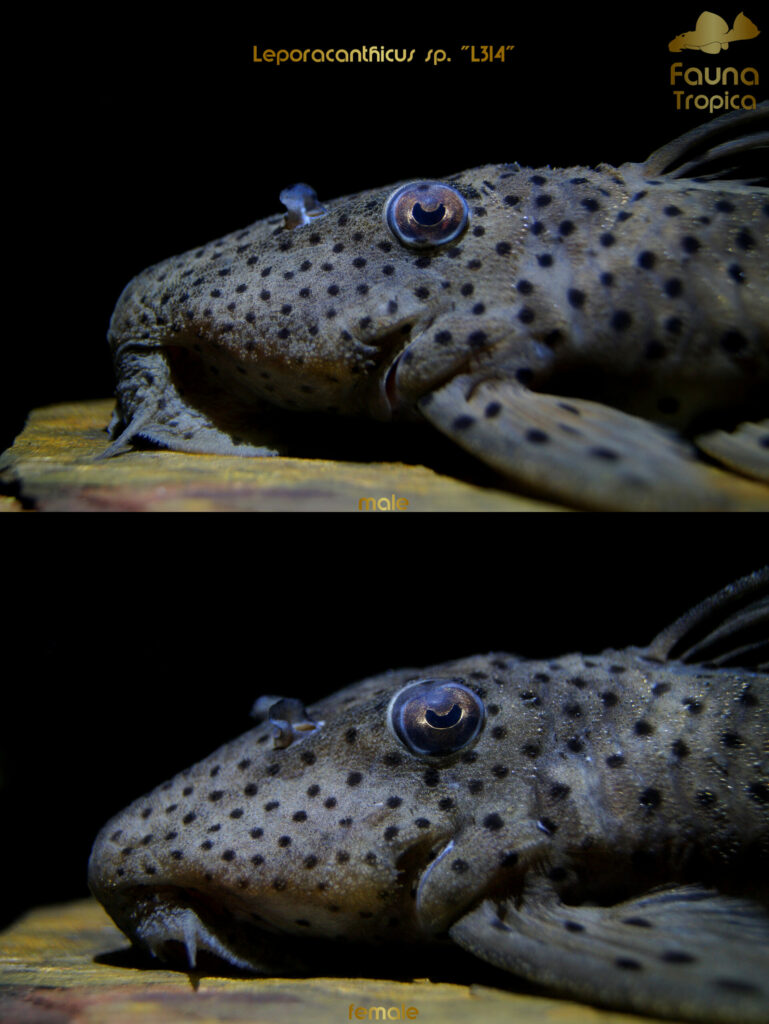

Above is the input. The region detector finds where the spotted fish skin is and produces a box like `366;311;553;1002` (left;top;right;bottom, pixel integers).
103;105;769;508
89;571;769;1023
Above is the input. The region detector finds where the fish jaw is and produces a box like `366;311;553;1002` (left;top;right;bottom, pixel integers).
87;814;302;973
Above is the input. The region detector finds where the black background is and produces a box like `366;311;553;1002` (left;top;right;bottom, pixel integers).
5;3;766;453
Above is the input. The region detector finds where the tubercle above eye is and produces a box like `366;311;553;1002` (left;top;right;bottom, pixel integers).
384;182;469;249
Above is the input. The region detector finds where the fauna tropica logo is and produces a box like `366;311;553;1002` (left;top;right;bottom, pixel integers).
668;11;761;112
669;11;759;53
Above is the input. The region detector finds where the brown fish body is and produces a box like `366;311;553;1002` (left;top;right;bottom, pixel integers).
89;570;769;1022
103;105;769;510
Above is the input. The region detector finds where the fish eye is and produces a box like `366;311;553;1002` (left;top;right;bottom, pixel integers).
388;678;485;757
384;182;469;249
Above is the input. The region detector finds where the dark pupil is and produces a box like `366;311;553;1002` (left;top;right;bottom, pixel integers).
412;201;446;226
425;703;462;729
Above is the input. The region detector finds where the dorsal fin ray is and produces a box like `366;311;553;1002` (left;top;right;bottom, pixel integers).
637;102;769;183
644;568;769;669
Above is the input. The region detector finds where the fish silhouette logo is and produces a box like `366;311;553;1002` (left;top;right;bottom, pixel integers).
669;11;759;53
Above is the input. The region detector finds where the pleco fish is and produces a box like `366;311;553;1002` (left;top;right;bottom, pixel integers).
102;105;769;510
89;570;769;1023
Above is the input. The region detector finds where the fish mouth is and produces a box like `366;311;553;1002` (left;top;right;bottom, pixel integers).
99;884;311;975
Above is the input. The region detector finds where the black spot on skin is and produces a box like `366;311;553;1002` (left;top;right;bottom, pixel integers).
601;690;618;706
623;917;652;927
714;979;760;994
581;198;600;212
671;738;689;758
664;205;681;217
550;783;571;800
664;278;682;298
606;753;625;768
640;787;661;809
566;737;584;753
735;228;754;250
451;859;469;873
665;316;683;335
662;950;696;964
615;958;642;970
485;402;502;418
500;851;519;867
600;233;615;247
721;331;747;354
683;698;703;714
637;251;656;269
748;782;769;804
564;920;585;932
611;310;632;331
721;731;742;748
483;813;504;831
681;236;700;254
423;768;440;787
567;289;586;308
300;751;316;765
453;415;475;431
634;720;654;736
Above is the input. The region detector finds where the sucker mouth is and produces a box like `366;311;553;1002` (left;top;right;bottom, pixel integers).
108;885;309;975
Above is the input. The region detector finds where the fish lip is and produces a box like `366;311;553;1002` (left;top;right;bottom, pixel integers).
96;882;304;974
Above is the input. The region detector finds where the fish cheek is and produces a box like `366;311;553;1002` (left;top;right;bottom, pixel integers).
415;817;549;936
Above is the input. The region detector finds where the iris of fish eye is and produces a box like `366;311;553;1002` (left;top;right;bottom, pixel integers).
384;183;469;248
388;679;485;756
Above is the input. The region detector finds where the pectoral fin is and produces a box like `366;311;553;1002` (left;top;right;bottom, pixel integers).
418;375;769;510
696;420;769;484
450;883;769;1023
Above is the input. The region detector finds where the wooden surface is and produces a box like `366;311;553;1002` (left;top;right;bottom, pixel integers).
0;899;662;1024
0;401;560;512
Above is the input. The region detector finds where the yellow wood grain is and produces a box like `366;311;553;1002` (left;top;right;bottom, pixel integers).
0;401;561;512
0;899;671;1024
